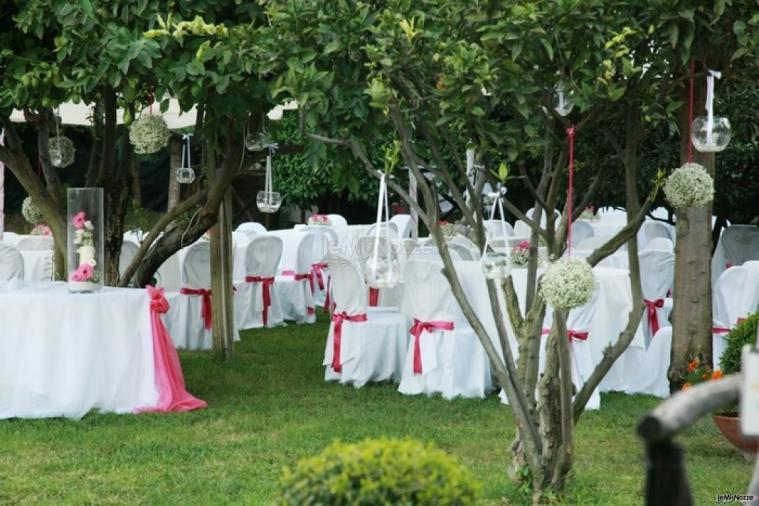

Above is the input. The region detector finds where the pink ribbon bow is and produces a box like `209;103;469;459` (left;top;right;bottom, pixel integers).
281;270;315;316
179;287;212;329
644;298;665;336
331;311;368;372
311;262;328;291
368;287;380;307
567;329;589;341
713;317;747;335
409;318;454;374
245;275;275;326
139;286;207;413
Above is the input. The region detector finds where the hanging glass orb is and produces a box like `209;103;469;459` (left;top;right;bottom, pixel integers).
245;132;266;152
481;251;512;280
256;190;282;213
48;135;75;168
176;167;195;184
364;257;400;289
691;116;731;153
553;82;575;117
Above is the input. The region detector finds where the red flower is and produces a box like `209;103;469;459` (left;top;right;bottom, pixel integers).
712;370;723;380
687;358;699;373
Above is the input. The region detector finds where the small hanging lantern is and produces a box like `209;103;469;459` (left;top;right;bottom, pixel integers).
365;172;400;289
480;186;512;280
48;111;75;168
691;69;731;153
257;142;282;213
176;133;196;184
553;81;575;117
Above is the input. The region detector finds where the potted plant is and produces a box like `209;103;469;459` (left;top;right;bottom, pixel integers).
711;312;759;457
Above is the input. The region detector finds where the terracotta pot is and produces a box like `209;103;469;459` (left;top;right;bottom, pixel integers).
712;415;759;457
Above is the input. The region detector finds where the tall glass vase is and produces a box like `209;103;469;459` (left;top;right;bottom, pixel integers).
67;188;104;293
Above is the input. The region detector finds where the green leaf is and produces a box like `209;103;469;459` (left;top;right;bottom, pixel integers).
80;0;93;17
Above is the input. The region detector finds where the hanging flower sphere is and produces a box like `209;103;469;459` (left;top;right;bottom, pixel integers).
21;196;44;225
540;256;596;310
663;162;714;210
129;114;170;154
48;135;76;168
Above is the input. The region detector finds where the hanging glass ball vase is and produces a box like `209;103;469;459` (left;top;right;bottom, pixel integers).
364;256;400;289
553;82;575;117
690;116;731;153
256;191;282;213
176;167;195;184
481;251;512;280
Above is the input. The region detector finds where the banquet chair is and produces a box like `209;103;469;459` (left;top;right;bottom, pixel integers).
236;222;267;235
484;219;514;238
447;235;480;261
0;231;19;244
235;235;284;329
650;206;673;222
571;220;594;247
123;229;144;244
0;243;24;281
711;225;759;289
637;249;675;347
322;256;409;387
597;207;628;223
390;214;413;239
646;237;674;252
231;231;253;281
639;220;673;246
326;214;348;228
617;326;673;398
364;222;398;239
300;225;340;306
16;235;53;251
398;260;493;399
526;208;561;227
119;239;139;278
576;236;612;251
513;220;531;237
273;232;317;324
712;266;759;368
354;236;406;308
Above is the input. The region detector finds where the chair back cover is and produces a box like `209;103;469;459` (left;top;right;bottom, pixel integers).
646;237;674;252
640;221;673;245
0;243;24;280
447;235;480;261
484;219;514;238
181;242;211;288
576;236;611;251
326;214;348;228
571;220;594;246
712;225;759;287
404;259;465;324
513;220;531;237
650;206;672;221
742;260;759;275
246;235;283;277
597;207;627;223
364;222;398;239
525;208;561;227
327;256;368;314
1;231;19;245
638;249;675;300
236;222;267;235
713;266;759;328
119;239;139;276
275;231;315;274
390;214;413;238
300;226;339;262
16;235;53;251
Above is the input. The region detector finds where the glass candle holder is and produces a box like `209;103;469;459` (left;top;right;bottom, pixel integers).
365;257;400;289
67;188;104;293
176;166;196;184
691;116;731;153
481;251;512;280
257;191;282;213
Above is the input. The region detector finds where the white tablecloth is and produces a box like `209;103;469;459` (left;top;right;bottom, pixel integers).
0;281;158;419
21;250;54;281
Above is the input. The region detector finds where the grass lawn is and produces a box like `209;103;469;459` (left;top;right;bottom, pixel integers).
0;316;752;505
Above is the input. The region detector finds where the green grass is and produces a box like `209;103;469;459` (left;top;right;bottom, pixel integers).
0;316;752;505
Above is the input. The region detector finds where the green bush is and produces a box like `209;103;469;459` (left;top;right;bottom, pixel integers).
720;312;759;375
277;438;480;505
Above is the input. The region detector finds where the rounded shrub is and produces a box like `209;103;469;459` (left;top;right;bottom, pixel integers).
720;312;759;375
277;438;480;505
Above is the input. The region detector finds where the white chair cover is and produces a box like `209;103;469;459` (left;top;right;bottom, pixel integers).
646;237;674;252
231;231;252;282
398;260;492;399
236;222;267;235
576;237;612;251
650;206;673;222
235;235;284;329
119;239;139;278
484;219;514;238
618;326;673;398
16;236;53;251
123;230;144;244
639;221;674;247
322;257;409;387
272;231;316;324
711;225;759;288
513;219;531;238
525;208;561;226
447;235;480;261
326;214;348;228
390;214;413;238
597;207;627;223
637;249;675;346
364;222;398;238
0;243;24;280
712;266;759;368
1;231;19;244
571;220;594;246
301;226;339;306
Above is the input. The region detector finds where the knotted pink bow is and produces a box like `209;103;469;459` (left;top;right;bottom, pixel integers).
368;287;380;307
644;298;665;336
567;330;589;341
331;311;368;372
311;262;328;291
245;276;274;326
409;318;454;374
179;287;212;329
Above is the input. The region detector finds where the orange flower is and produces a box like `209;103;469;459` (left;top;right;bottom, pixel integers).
682;383;692;390
687;359;699;372
702;373;709;380
712;370;723;380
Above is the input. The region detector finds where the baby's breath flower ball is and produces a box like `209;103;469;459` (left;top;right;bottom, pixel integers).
663;162;714;210
129;114;170;154
540;256;597;310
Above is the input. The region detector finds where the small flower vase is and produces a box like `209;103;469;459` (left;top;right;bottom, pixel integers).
67;188;104;293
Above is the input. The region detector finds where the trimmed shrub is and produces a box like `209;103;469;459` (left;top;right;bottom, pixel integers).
720;312;759;375
277;438;480;505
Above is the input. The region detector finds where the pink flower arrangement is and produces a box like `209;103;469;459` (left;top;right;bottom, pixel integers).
308;214;332;226
70;262;94;282
511;240;531;266
30;224;52;236
72;211;86;229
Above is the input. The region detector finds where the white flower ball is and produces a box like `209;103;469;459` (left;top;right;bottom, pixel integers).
129;114;170;154
663;162;714;210
540;256;597;310
21;196;44;225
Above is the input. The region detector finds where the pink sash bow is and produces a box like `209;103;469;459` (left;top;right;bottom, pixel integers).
368;287;380;307
713;317;746;335
409;319;454;374
311;262;328;290
644;298;665;336
331;311;368;372
245;275;275;326
179;287;212;329
541;327;588;341
282;270;315;315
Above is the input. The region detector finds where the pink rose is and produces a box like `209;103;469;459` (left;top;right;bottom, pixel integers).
517;240;531;251
72;211;86;229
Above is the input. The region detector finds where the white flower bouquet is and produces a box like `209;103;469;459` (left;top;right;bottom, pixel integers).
21;196;44;225
663;162;714;210
129;114;170;154
540;256;597;310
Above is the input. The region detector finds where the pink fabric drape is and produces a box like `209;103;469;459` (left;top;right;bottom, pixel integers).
139;286;207;413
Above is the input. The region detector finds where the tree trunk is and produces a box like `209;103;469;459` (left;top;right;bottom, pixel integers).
167;138;181;211
670;65;714;387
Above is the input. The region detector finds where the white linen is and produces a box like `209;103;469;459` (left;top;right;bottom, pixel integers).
711;225;759;288
712;266;759;368
119;239;139;278
270;230;316;323
236;222;267;235
0;281;157;419
589;221;625;239
639;249;675;345
234;235;285;329
572;220;594;246
323;258;408;387
615;326;672;398
16;235;54;251
164;242;213;350
0;243;24;280
390;214;413;238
